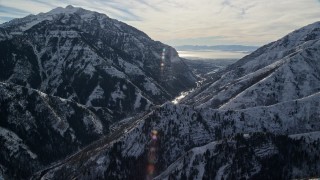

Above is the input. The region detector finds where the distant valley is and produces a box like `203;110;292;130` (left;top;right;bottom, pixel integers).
176;45;258;59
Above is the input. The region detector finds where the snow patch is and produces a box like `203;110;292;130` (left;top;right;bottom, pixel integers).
0;127;37;159
254;142;278;158
143;80;160;95
82;115;103;134
171;56;181;63
134;92;142;110
215;164;230;180
111;83;126;101
86;85;104;106
172;89;194;104
289;131;320;143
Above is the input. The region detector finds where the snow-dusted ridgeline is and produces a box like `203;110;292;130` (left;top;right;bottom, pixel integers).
183;22;320;110
0;82;112;178
0;5;196;118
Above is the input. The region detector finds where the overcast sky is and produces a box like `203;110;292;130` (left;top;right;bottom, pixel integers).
0;0;319;46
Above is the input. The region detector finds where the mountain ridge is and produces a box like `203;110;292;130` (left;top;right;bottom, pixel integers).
0;5;196;179
0;5;197;115
182;21;320;110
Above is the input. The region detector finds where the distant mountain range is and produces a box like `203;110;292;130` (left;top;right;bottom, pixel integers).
175;45;258;52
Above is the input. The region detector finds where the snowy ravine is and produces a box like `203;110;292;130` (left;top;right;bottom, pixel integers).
35;91;320;179
0;82;113;179
32;21;320;180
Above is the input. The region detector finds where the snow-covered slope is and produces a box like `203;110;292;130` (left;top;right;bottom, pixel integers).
31;21;320;180
0;5;196;118
35;90;320;179
155;132;320;180
2;7;320;180
0;5;196;179
0;82;113;179
183;21;320;110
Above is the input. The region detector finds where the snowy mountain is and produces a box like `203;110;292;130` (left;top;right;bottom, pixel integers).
1;6;320;180
0;5;196;117
155;132;320;180
33;93;320;179
30;21;320;180
0;82;112;179
0;5;197;179
183;21;320;110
